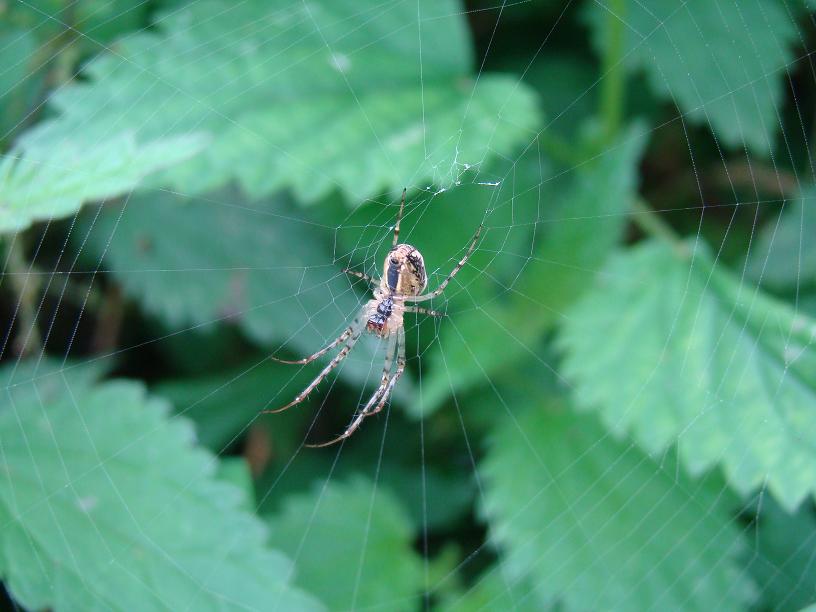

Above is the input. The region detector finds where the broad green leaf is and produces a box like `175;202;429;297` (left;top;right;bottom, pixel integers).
78;189;411;393
747;187;816;291
588;0;797;154
417;125;646;414
0;358;109;402
0;132;205;233
215;458;255;512
745;498;816;611
0;368;321;611
560;239;816;511
482;403;753;611
23;0;539;203
266;477;423;611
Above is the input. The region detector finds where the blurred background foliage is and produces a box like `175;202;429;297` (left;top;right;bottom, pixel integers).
1;0;815;610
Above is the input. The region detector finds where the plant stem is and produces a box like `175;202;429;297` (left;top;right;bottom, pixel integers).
600;0;626;143
632;199;689;257
597;2;688;257
3;238;42;357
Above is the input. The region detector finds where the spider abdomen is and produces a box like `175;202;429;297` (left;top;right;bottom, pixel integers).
365;296;402;337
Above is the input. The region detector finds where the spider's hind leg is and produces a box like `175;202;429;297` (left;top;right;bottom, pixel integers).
264;315;366;414
307;328;405;447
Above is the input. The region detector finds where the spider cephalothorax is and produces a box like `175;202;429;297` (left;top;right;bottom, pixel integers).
265;189;482;447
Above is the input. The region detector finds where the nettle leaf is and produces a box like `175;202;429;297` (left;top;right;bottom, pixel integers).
266;477;423;611
482;404;753;611
0;132;205;233
588;0;797;154
560;239;816;511
0;367;321;611
417;125;647;414
23;0;539;203
747;186;816;291
79;189;407;392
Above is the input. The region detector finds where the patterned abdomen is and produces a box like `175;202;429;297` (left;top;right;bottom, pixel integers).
366;296;394;336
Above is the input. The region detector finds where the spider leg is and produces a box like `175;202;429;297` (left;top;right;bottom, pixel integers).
364;328;406;418
263;326;364;414
405;223;483;303
392;188;407;247
343;268;377;287
405;305;445;317
306;330;404;448
270;314;363;365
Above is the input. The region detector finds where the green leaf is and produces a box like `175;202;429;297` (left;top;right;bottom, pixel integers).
0;366;321;611
560;239;816;511
24;0;539;203
482;403;753;610
747;187;816;292
417;125;647;414
745;498;816;611
79;189;408;393
0;132;206;233
587;0;797;154
266;477;423;611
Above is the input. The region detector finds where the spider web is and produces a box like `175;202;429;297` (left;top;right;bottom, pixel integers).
1;1;815;610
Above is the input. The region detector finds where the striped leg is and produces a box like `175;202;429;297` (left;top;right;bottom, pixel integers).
306;330;401;447
392;188;407;247
270;313;364;365
343;268;377;287
365;328;406;418
406;223;483;303
405;305;445;317
263;327;364;414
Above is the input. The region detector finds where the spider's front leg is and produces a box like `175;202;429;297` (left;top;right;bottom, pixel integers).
405;305;445;317
343;268;377;287
406;223;483;303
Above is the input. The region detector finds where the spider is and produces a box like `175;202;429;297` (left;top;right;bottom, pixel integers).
265;189;483;447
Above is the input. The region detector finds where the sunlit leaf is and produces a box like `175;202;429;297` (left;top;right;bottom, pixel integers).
0;365;321;611
266;477;423;611
23;0;539;203
482;402;754;610
560;239;816;511
588;0;797;154
0;132;205;233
